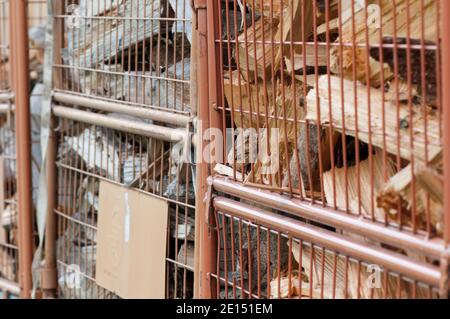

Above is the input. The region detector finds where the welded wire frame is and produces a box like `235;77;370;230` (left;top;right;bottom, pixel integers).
53;117;195;299
0;0;18;298
211;202;441;299
0;120;19;292
50;0;195;299
53;0;192;115
213;0;444;240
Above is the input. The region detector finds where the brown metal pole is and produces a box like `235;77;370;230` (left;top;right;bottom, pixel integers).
195;0;217;299
41;0;63;298
9;0;33;299
442;0;450;248
41;115;57;298
441;0;450;297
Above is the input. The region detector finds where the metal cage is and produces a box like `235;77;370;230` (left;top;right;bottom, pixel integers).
196;0;450;299
45;0;195;299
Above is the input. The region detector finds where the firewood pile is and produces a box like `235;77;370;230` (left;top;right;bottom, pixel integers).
216;0;441;299
57;0;194;298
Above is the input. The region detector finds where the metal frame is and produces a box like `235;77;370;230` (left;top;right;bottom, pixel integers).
197;0;450;299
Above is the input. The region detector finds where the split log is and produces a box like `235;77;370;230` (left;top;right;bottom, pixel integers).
68;0;171;70
284;44;328;74
370;37;437;105
236;15;280;82
223;69;274;129
323;151;396;221
237;0;314;82
376;154;443;235
289;239;424;299
214;164;245;181
177;242;195;268
305;75;442;164
122;58;191;112
329;0;437;87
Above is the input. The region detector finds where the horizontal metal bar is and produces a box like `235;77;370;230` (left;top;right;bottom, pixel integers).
52;105;186;143
0;278;20;296
53;92;191;126
211;176;447;260
213;196;442;288
0;104;14;114
0;93;13;104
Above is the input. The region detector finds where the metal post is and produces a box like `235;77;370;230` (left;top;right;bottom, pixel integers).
41;0;63;298
194;0;218;299
442;0;450;248
441;0;450;297
9;0;33;299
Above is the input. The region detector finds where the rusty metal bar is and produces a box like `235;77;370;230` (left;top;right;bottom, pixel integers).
211;176;446;259
213;196;442;288
41;115;58;298
52;105;186;142
442;0;450;248
195;0;217;299
41;0;63;299
53;92;192;127
9;0;34;299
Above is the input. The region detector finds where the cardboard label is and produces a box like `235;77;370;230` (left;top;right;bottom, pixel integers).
96;181;168;299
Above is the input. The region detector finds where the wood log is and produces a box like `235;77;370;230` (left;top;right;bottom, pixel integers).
223;69;275;129
236;15;280;82
177;242;195;268
376;155;443;235
69;0;171;69
323;151;396;221
305;75;442;164
237;0;314;82
289;239;425;299
329;0;437;87
370;37;437;105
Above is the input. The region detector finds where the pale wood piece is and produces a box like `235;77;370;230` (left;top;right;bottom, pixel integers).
305;75;442;164
323;151;396;221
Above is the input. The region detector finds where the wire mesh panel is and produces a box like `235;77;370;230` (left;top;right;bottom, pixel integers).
50;0;194;298
212;197;441;299
203;0;447;299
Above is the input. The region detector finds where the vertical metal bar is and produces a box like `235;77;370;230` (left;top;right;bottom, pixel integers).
195;0;218;299
441;0;450;298
42;0;63;299
8;0;33;299
442;0;450;248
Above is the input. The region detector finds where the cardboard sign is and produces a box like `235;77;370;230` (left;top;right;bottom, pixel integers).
96;181;168;299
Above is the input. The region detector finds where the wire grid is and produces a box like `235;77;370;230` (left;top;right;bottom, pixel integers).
55;118;195;299
54;0;192;115
213;0;443;239
212;207;440;299
51;0;195;299
206;0;445;300
0;0;17;297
